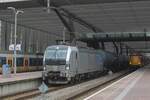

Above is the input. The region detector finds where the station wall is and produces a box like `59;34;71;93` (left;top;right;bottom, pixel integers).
0;20;69;54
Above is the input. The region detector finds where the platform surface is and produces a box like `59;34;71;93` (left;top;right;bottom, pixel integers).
85;66;150;100
0;71;42;84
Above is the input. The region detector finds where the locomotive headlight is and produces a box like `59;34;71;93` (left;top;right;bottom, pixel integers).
66;66;70;70
138;62;141;64
43;66;46;71
65;64;70;70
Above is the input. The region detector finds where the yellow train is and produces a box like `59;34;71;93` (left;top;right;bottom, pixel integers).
129;53;143;68
0;53;43;74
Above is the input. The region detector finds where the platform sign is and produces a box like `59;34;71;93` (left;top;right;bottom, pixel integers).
39;82;48;93
9;44;14;51
16;44;21;51
9;44;21;51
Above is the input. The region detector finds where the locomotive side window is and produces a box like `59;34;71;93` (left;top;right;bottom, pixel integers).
0;57;6;67
17;58;23;66
29;58;43;66
39;58;43;66
2;57;6;66
29;58;37;66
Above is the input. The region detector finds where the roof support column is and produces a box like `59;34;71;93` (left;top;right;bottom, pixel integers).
101;42;105;50
119;42;123;55
59;8;103;33
68;16;76;45
126;46;129;55
54;9;73;33
113;42;119;55
53;9;76;43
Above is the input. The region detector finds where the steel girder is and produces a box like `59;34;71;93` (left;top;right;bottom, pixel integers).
0;0;149;9
79;34;150;42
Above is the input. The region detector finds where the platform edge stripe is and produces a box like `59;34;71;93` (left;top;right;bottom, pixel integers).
84;69;143;100
114;70;144;100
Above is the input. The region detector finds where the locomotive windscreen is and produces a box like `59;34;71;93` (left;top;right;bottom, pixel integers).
44;48;67;65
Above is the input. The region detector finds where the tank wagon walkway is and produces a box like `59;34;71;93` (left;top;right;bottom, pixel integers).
85;66;150;100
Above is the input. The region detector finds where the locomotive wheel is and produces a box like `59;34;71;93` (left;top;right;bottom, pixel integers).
77;75;82;82
70;77;76;84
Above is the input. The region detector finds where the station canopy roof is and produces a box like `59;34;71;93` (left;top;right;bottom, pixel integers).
0;0;150;38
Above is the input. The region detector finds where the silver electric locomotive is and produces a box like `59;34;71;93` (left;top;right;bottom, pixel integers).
43;45;116;84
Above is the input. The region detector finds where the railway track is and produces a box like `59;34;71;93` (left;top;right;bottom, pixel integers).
30;69;135;100
1;68;135;100
69;70;133;100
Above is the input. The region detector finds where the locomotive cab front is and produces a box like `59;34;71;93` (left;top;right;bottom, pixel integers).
43;45;74;84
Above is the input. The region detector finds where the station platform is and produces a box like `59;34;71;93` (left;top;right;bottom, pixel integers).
85;66;150;100
0;71;42;84
0;71;42;97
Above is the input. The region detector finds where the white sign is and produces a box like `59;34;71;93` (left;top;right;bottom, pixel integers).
16;44;21;51
9;44;14;51
9;44;21;51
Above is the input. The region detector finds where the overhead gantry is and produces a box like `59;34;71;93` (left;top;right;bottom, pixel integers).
0;0;148;8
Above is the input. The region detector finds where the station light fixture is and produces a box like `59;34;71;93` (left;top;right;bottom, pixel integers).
8;7;24;74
